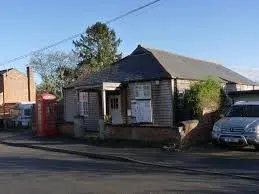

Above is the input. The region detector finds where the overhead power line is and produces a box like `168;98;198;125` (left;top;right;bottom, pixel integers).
1;0;161;67
106;0;161;24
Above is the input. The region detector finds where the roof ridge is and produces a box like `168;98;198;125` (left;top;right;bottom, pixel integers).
143;46;225;67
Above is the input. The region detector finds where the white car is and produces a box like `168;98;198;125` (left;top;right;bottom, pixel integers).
11;102;35;127
212;101;259;150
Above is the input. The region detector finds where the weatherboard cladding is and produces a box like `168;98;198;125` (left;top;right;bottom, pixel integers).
63;88;77;122
126;80;173;127
83;92;100;131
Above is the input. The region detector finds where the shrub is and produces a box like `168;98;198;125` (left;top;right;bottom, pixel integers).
184;77;225;118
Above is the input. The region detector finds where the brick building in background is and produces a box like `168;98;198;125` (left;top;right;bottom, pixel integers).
0;67;36;117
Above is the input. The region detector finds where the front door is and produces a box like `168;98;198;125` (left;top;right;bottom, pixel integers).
109;95;122;124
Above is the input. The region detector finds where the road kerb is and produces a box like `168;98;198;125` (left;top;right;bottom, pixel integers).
1;140;259;181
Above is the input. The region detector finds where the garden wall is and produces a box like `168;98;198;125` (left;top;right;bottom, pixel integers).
105;124;178;141
58;122;74;136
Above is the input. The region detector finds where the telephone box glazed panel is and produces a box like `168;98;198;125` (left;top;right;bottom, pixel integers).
36;93;59;136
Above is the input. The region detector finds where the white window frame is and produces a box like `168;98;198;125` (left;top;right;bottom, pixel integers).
79;92;88;116
135;83;151;99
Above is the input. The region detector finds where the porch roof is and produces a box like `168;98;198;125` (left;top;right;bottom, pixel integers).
75;82;121;91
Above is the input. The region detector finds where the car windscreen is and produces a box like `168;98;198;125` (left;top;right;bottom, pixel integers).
226;105;259;117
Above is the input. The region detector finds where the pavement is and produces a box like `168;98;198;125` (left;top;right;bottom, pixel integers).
0;144;257;193
1;131;259;181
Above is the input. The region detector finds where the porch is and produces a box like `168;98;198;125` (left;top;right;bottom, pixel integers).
75;82;128;131
74;80;177;141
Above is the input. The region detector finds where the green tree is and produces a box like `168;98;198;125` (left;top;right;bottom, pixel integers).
184;77;224;118
73;22;122;75
30;51;79;99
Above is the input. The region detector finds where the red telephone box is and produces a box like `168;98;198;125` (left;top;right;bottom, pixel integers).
36;93;59;136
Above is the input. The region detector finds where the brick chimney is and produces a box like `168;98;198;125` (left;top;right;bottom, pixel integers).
26;66;35;102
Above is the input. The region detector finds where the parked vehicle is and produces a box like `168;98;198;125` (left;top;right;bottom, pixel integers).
212;101;259;149
10;102;35;127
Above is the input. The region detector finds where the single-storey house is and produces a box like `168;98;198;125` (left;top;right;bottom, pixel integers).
63;45;257;136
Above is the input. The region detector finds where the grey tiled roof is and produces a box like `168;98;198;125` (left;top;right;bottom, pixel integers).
74;52;171;87
74;45;256;87
145;47;255;85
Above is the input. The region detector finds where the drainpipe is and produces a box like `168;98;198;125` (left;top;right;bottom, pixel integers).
173;79;178;126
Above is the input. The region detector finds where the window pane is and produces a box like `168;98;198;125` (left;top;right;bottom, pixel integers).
79;102;84;116
111;99;114;109
79;92;88;102
115;98;118;109
79;101;88;116
143;85;151;98
135;86;141;98
135;84;151;99
84;102;88;115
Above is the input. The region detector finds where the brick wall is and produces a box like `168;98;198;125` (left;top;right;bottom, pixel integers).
58;122;74;136
0;103;16;117
106;124;178;141
179;113;218;148
0;76;3;104
3;69;36;103
27;67;36;102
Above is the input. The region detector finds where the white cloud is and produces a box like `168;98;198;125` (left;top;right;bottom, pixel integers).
230;66;259;83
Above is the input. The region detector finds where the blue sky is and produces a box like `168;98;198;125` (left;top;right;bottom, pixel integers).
0;0;259;83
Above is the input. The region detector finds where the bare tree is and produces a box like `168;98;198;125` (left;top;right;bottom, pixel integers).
30;51;79;99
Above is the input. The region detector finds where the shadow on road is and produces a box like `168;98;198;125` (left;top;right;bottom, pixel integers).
0;155;198;177
0;155;257;194
2;131;259;181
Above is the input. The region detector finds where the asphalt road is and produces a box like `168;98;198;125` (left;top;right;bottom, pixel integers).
0;144;258;194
